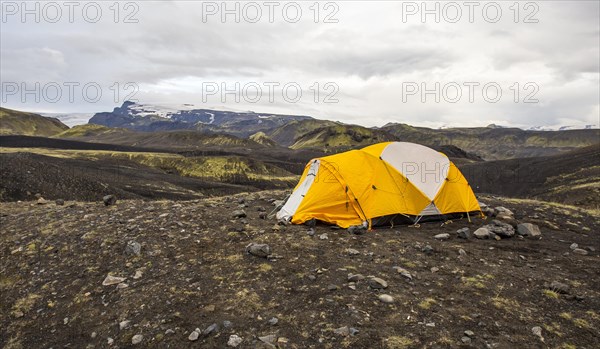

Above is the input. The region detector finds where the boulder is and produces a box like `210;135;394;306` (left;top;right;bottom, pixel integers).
517;223;542;237
457;228;471;239
486;220;515;238
473;227;490;239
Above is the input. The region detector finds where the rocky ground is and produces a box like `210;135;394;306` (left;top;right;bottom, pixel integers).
1;192;598;349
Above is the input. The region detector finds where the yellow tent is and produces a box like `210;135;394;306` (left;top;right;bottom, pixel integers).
277;142;481;228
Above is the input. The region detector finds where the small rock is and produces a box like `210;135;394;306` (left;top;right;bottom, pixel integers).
473;227;490;239
231;210;247;218
461;336;471;344
37;197;47;205
188;329;200;341
334;326;350;336
133;270;143;279
549;281;569;294
494;206;514;216
258;212;267;219
328;284;339;291
517;223;542;237
268;317;278;326
227;334;243;347
487;220;515;238
103;195;117;206
425;322;435;327
102;275;126;286
532;326;544;342
464;330;475;337
458;249;467;257
392;266;412;280
165;329;175;335
246;243;271;258
202;323;218;336
430;267;439;273
319;233;328;240
107;337;114;345
422;245;434;255
368;277;388;289
434;233;450;240
346;248;360;256
573;248;588;255
125;241;141;256
55;199;65;206
119;320;131;330
570;243;579;250
378;294;394;303
349;328;359;336
259;334;277;345
307;228;315;236
348;273;365;282
131;334;143;345
348;224;367;235
272;224;281;231
223;320;232;328
457;228;471;239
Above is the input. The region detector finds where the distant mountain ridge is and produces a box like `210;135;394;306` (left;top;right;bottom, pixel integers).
88;101;312;137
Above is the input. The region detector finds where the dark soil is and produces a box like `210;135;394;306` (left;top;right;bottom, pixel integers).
0;152;260;202
1;192;598;349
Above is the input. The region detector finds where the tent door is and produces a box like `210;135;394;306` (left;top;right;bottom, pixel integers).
276;160;321;221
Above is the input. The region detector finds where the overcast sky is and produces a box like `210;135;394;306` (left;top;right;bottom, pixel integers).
1;1;599;128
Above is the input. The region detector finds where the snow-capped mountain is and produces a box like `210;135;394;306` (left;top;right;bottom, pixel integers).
88;101;312;136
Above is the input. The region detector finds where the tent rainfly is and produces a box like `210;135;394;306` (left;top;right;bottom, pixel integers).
277;142;481;228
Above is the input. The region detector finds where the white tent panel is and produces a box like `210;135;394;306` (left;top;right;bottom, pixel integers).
276;160;320;221
380;142;450;200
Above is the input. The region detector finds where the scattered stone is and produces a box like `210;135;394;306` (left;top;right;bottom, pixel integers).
102;275;126;286
570;243;579;250
547;281;569;294
458;249;467;257
430;267;439;273
434;233;450;240
457;227;471;239
246;243;271;258
393;266;412;280
573;248;588;256
107;337;114;345
422;245;434;255
37;197;47;205
259;212;267;219
461;336;471;344
368;277;388;289
307;228;315;236
473;227;490;239
165;329;175;335
517;223;542;237
119;320;131;330
378;294;394;303
133;270;143;279
103;195;117;206
271;224;281;231
348;274;365;282
125;241;141;256
268;317;278;326
348;224;367;235
494;206;514;216
532;326;544;342
346;248;360;256
319;233;328;240
464;330;475;337
227;334;243;347
202;323;218;336
328;284;339;291
231;210;247;218
223;320;232;328
334;326;350;336
131;334;143;345
425;322;435;327
349;328;359;336
486;220;515;238
188;329;200;341
55;199;65;206
259;334;277;345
